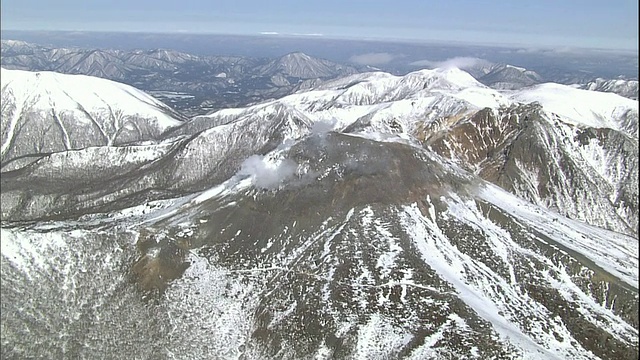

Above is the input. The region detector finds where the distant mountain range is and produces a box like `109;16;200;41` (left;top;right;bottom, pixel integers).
2;40;637;118
1;53;638;358
1;40;359;116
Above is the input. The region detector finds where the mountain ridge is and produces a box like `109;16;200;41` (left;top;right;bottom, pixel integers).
2;67;636;236
1;40;360;116
0;68;185;169
1;66;638;359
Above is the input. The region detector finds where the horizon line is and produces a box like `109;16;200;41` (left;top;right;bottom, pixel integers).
1;28;638;54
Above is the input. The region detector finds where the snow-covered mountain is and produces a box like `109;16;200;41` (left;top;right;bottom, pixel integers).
0;40;255;81
428;102;638;236
188;68;638;236
581;78;639;100
3;133;637;359
0;68;184;169
478;64;543;90
7;67;633;234
0;40;361;116
1;68;638;359
256;52;358;79
270;69;637;236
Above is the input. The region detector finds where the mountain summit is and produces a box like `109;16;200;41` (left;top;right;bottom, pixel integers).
0;41;360;115
257;51;358;79
0;68;184;170
478;64;543;90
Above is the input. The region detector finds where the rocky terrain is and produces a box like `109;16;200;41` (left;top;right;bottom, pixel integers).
1;66;638;359
581;78;639;100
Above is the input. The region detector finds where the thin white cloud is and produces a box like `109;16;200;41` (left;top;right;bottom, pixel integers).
260;31;324;37
408;59;437;67
349;52;398;65
514;47;541;54
550;46;578;54
505;46;633;56
512;47;569;54
409;57;491;69
291;33;324;37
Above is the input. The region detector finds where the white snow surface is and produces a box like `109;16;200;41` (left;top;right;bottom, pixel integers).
266;68;510;137
401;201;564;359
197;67;636;147
478;183;639;288
509;83;638;134
401;190;637;359
0;68;182;138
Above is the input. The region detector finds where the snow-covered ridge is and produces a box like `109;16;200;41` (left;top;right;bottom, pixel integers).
1;68;184;163
1;68;182;129
478;183;638;288
311;67;489;94
1;63;638;358
257;51;358;79
582;78;639;100
509;83;638;136
244;66;637;141
262;67;511;136
285;67;636;132
1;39;33;47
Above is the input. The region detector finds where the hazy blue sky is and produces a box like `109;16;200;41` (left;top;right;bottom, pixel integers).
1;0;638;50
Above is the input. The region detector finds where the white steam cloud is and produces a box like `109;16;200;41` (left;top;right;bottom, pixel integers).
311;118;338;134
349;52;398;65
409;57;491;70
238;155;297;189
